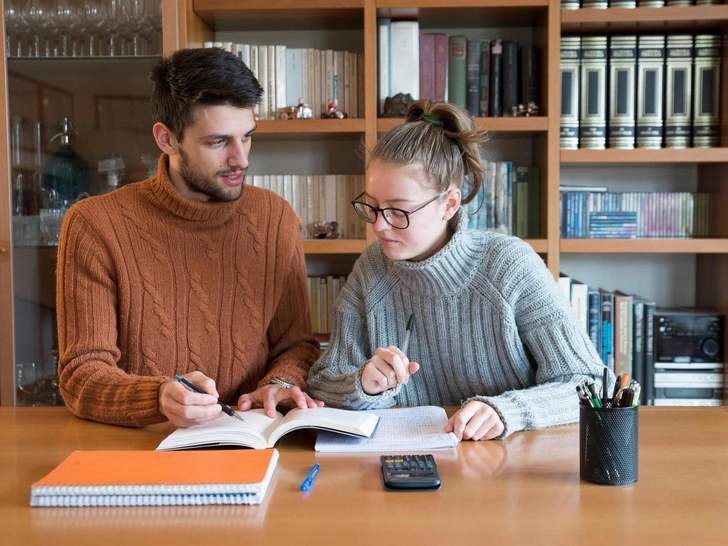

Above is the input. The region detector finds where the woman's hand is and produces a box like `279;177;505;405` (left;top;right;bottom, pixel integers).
361;346;420;395
445;401;504;441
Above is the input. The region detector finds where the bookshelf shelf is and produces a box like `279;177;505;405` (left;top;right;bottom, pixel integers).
526;239;548;254
561;5;728;32
377;116;548;133
561;148;728;164
377;5;548;27
303;239;368;254
256;119;366;135
561;239;728;254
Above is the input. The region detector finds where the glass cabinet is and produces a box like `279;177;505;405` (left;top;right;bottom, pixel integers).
1;0;179;406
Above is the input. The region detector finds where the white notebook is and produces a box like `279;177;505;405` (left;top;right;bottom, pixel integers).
315;406;457;452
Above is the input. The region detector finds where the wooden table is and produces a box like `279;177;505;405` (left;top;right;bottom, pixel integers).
2;407;727;545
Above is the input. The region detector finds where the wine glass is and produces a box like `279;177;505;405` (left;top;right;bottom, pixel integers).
16;362;42;405
24;0;49;57
79;0;104;56
54;0;75;57
144;0;162;55
4;0;24;57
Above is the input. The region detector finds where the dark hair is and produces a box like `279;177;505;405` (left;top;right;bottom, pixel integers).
367;100;488;205
149;47;264;142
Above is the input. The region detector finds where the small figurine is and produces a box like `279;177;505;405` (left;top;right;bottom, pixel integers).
382;93;414;117
321;98;348;119
511;101;540;117
314;220;341;239
278;98;313;120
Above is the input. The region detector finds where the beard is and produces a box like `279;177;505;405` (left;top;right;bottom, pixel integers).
178;146;245;202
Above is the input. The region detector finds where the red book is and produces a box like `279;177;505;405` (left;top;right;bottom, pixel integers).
434;33;449;102
419;34;436;101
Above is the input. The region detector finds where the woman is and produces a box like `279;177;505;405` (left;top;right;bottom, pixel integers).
307;100;610;440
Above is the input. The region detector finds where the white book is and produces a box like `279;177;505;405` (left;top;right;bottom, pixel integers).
258;45;269;120
312;175;322;225
221;41;233;53
286;48;303;106
234;43;250;67
315;406;457;452
283;174;293;210
342;51;350;114
268;45;277;119
325;49;335;108
305;175;315;238
336;174;348;238
378;18;391;114
314;49;322;117
305;48;315;110
349;52;358;118
276;45;287;110
294;175;306;238
570;279;590;332
324;174;337;223
390;21;420;100
157;408;379;451
203;41;214;48
249;46;260;117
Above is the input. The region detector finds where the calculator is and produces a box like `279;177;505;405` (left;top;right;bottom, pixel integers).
380;454;441;491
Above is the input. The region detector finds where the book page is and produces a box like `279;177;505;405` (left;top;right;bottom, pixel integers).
314;406;458;452
268;407;379;445
156;410;284;451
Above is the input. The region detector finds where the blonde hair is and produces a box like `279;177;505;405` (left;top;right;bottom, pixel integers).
367;100;488;204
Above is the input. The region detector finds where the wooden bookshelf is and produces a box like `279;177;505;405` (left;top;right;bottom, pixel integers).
561;239;728;254
303;239;368;254
561;5;728;32
561;148;728;164
377;116;548;133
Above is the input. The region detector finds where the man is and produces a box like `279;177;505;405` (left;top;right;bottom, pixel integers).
56;48;322;428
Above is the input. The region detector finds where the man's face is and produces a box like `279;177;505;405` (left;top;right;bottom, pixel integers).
167;105;257;202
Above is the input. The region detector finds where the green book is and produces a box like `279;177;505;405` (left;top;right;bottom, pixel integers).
514;166;529;238
527;166;541;238
448;35;467;107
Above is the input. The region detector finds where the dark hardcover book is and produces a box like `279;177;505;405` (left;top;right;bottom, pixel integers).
479;41;490;116
599;288;615;371
520;45;540;110
514;166;529;238
419;33;436;101
434;34;449;102
636;35;665;149
580;36;608;149
642;299;656;405
588;289;602;357
665;35;693;149
466;39;483;116
560;36;581;149
502;40;519;117
490;39;503;117
448;35;468;108
692;34;722;148
608;35;637;149
631;295;646;392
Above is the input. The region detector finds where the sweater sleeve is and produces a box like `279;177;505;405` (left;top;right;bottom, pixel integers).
464;238;612;438
307;255;399;410
260;205;321;390
56;205;167;427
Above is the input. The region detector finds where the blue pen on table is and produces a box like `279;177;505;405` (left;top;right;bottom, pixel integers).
174;375;245;423
300;463;320;492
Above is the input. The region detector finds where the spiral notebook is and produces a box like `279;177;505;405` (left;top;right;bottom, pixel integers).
30;448;278;507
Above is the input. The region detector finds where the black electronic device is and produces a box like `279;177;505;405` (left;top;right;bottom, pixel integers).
654;308;724;368
380;454;441;491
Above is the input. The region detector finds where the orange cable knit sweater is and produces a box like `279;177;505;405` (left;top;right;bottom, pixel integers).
56;156;320;427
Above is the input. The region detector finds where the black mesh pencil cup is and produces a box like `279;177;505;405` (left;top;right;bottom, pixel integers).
579;405;638;486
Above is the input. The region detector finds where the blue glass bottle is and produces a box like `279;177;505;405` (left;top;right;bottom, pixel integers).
44;117;91;201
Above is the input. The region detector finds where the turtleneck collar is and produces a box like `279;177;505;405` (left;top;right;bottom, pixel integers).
391;211;486;295
146;154;240;225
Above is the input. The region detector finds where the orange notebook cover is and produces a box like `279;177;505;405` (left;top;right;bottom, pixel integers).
31;448;278;507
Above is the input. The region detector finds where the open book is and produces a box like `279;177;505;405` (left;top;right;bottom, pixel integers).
156;407;380;451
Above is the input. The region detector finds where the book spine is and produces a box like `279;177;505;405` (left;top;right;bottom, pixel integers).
579;36;608;150
560;36;581;150
268;45;277;119
419;34;436;101
527;166;541;238
613;294;633;378
600;291;614;370
434;34;449;102
448;36;468;108
276;45;287;112
636;35;665;149
514;166;529;238
610;1;636;6
588;290;602;356
520;44;540;110
665;35;693;149
562;0;581;8
377;18;391;115
608;35;637;150
643;301;656;405
632;300;645;391
582;0;608;6
258;45;268;120
692;34;722;148
390;21;420;100
490;39;503;117
479;41;491;116
638;0;664;6
285;48;303;106
502;40;520;117
466;39;482;116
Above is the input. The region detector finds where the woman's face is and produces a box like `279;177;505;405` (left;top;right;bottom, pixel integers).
364;160;460;262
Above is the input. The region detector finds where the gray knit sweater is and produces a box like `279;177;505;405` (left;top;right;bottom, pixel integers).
307;215;611;438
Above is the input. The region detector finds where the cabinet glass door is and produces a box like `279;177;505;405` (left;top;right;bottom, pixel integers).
3;0;167;406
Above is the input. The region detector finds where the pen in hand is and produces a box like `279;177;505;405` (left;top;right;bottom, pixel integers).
300;463;320;492
401;314;415;354
174;375;245;423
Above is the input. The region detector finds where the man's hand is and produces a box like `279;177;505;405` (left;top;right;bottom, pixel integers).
444;401;504;441
238;384;324;418
158;371;223;428
361;346;420;395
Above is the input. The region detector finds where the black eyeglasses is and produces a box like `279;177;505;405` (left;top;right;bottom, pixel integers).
350;191;447;230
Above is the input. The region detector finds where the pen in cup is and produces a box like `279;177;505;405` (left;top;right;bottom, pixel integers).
174;375;245;423
300;463;320;492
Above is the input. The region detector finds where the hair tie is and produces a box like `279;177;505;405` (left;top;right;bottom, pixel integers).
419;113;444;127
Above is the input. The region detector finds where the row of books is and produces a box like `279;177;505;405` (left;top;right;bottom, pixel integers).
560;34;721;150
465;163;541;239
246;174;366;240
560;190;712;238
559;274;657;405
308;275;348;335
205;42;364;119
377;20;540;118
562;1;720;8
